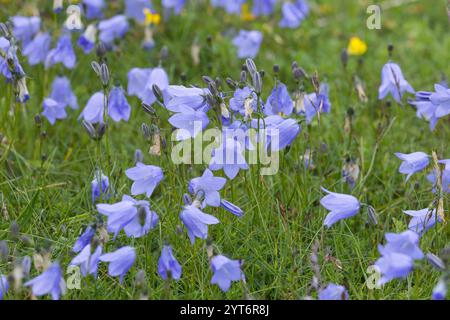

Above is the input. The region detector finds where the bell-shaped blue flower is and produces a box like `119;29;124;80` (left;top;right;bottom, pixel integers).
320;187;360;228
125;162;164;197
11;16;41;47
45;33;76;70
210;255;243;292
50;76;78;110
232;30;263;59
23;32;51;65
100;246;136;283
279;0;310;29
318;283;349;300
70;244;102;278
158;245;182;280
24;263;66;300
189;169;227;207
98;15;129;44
108;86;131;122
83;0;105;20
80;91;105;124
394;152;429;181
378;62;414;103
180;204;219;244
42;98;67;125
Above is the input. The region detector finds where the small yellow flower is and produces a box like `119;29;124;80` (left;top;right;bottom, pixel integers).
143;8;161;26
347;37;367;56
241;4;255;22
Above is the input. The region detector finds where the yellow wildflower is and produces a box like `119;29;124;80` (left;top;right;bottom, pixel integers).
347;37;367;56
143;8;161;26
241;4;255;22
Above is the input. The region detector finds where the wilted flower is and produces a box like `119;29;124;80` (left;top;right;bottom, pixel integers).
73;225;95;253
320;187;360;228
264;82;293;116
108;86;131;122
189;169;227;207
125;162;164;197
70;244;102;277
232;30;263;59
318;283;349;300
11;16;41;47
98;15;129;44
42;98;67;125
378;62;414;103
91;170;110;203
403;208;442;235
24;263;66;300
23;32;51;65
77;24;97;54
375;230;424;285
80;92;105;124
279;0;310;29
394;152;429;181
180;205;219;244
83;0;106;20
209;138;249;179
210;255;244;292
45;33;76;69
100;246;136;283
157;245;182;280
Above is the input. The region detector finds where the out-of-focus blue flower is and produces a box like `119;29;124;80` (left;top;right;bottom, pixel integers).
427;159;450;194
80;91;105;124
378;62;414;103
279;0;309;29
163;0;187;15
253;0;276;16
0;37;25;80
42;98;67;125
50;76;78;110
230;86;259;117
128;67;152;97
77;24;97;54
108;86;131;122
91;170;109;203
432;278;447;300
302;83;331;123
100;246;136;283
17;77;30;103
264;82;293;116
318;283;349;300
394;152;429;181
97;195;159;238
83;0;105;20
220;199;244;217
189;169;227;207
320;187;360;228
125;162;164;197
98;15;129;44
211;0;245;14
209;138;249;179
125;0;153;22
45;33;76;70
70;244;102;277
23;32;51;65
168;105;209;140
232;30;263;59
127;67;170;105
180;204;219;244
158;245;182;280
73;225;95;253
53;0;64;13
403;208;441;235
24;263;66;300
11;16;41;47
210;255;243;292
430;83;450;118
0;275;8;300
375;230;423;285
166;85;210;112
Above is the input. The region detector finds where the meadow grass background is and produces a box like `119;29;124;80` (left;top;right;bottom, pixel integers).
0;0;449;299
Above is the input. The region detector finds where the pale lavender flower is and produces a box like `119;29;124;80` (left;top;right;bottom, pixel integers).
430;83;450;118
210;255;243;292
70;244;102;277
264;82;293;116
45;33;76;69
378;62;414;103
125;0;153;22
108;86;131;122
189;169;227;207
125;162;164;197
100;246;136;283
232;30;263;59
318;283;349;300
163;0;187;15
50;76;78;110
253;0;276;16
394;152;429;180
91;170;109;203
252;115;300;151
229;86;259;117
320;187;360;228
80;91;105;124
83;0;105;20
279;0;310;29
24;263;66;300
23;32;51;65
375;230;424;285
409;93;439;130
0;275;8;300
168;105;210;140
157;245;182;280
210;0;245;14
302;83;331;123
180;205;219;244
209;138;249;179
128;67;170;105
11;16;41;47
42;98;67;125
403;208;441;235
166;85;210;112
98;15;129;44
127;68;152;97
73;225;95;253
